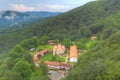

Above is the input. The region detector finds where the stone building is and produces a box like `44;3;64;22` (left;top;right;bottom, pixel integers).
53;44;66;55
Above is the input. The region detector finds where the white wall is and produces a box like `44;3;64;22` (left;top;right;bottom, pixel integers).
70;57;77;62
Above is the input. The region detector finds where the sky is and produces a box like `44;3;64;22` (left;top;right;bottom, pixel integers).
0;0;96;12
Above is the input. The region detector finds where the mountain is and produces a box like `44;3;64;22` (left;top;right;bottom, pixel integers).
26;11;62;18
1;0;120;54
0;11;61;30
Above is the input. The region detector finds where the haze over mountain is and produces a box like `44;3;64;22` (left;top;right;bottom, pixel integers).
0;11;61;30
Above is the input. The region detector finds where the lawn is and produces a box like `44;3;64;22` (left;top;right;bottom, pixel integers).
37;45;53;51
40;53;65;62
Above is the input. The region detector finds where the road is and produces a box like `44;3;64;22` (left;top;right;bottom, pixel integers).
49;70;65;80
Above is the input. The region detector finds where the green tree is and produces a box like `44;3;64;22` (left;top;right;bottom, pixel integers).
31;36;39;48
21;39;30;49
9;44;26;59
85;40;96;50
62;38;72;48
40;35;50;45
2;70;15;80
106;61;120;80
30;75;50;80
75;41;85;49
11;44;25;54
0;64;7;78
12;60;32;80
3;57;14;69
40;61;48;76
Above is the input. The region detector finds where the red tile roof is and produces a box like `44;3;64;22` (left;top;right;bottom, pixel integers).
35;49;50;55
45;61;59;66
45;61;71;67
35;52;44;55
70;46;78;58
33;55;39;61
33;55;40;64
33;49;50;65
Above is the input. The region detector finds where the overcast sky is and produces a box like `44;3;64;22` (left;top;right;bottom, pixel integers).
0;0;96;12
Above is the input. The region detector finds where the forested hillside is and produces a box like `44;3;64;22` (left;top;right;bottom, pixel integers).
0;0;120;54
0;37;50;80
62;31;120;80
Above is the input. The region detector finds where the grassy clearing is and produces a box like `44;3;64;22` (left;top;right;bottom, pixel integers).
37;45;53;51
40;53;65;62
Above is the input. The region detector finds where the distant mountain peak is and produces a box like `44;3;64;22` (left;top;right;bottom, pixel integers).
0;10;61;29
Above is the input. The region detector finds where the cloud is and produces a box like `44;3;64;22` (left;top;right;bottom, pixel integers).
10;4;70;12
37;4;71;12
47;5;69;10
10;4;34;12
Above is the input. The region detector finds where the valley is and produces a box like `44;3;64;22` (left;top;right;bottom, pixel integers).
0;0;120;80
